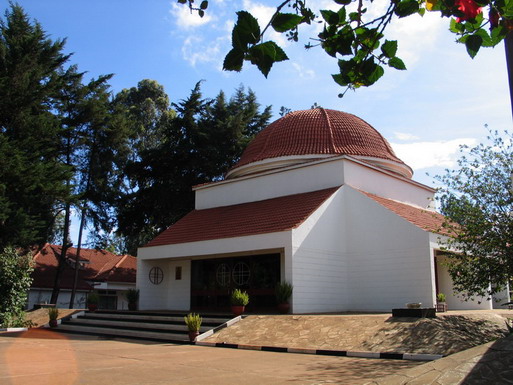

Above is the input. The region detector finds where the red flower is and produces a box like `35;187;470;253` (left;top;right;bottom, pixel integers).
455;0;482;22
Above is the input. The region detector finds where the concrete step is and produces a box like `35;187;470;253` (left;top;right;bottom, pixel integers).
65;318;210;333
82;312;230;325
56;324;189;343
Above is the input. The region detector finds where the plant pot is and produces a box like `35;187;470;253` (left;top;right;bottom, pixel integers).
49;319;58;328
188;331;200;342
128;302;137;311
231;305;245;316
87;304;98;312
436;302;447;312
277;303;290;314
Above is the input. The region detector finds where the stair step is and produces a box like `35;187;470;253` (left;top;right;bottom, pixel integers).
65;318;210;333
55;324;189;342
82;312;230;325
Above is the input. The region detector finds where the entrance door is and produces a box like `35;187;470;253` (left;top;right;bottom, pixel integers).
191;253;280;312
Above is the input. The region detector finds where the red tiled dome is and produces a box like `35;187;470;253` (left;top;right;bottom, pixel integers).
226;108;411;179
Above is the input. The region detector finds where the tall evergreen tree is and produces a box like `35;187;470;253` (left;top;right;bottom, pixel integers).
0;4;73;248
115;82;271;255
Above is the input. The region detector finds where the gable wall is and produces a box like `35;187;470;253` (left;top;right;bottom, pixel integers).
343;186;435;311
291;188;348;313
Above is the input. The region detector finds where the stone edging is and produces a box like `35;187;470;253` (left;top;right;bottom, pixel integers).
195;340;444;361
0;327;28;333
195;315;244;342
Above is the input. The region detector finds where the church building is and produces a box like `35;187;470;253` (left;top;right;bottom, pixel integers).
137;108;508;313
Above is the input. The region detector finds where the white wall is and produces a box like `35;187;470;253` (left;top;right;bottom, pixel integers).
137;259;171;310
27;289;87;309
435;255;492;310
291;188;348;313
343;186;435;312
166;260;191;310
195;156;434;210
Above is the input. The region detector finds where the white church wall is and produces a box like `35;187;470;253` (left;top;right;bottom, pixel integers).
194;158;345;210
435;253;492;310
343;161;435;209
343;186;435;311
137;259;171;310
291;188;348;313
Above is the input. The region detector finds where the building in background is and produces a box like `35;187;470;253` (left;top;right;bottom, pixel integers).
30;244;136;309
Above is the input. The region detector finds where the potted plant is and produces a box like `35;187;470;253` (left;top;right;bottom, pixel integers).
48;307;59;328
275;281;293;314
230;289;249;316
87;292;99;312
436;292;447;312
125;288;139;311
184;313;202;342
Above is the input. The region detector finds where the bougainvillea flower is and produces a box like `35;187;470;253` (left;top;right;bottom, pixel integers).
455;0;482;22
426;0;437;11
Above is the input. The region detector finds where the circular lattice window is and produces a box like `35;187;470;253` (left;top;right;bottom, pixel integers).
149;267;164;285
232;262;250;286
216;264;230;287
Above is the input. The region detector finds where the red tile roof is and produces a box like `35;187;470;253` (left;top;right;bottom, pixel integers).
144;187;340;247
361;191;451;235
231;108;406;171
31;244;136;290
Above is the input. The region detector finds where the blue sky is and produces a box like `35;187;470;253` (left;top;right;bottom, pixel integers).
8;0;512;240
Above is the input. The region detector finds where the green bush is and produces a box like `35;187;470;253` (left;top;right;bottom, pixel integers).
231;289;249;306
275;281;293;304
437;293;446;303
184;313;202;332
125;288;139;304
87;292;99;305
0;247;34;328
48;307;59;321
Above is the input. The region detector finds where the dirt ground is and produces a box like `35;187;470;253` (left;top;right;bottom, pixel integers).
204;311;512;355
24;308;82;327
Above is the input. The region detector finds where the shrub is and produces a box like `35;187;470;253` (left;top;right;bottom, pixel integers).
0;247;34;327
275;281;293;304
231;289;249;306
437;293;446;303
87;292;99;305
48;307;59;321
125;288;139;304
184;313;202;332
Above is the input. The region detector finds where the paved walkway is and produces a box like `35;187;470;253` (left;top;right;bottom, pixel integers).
364;333;513;385
0;329;420;385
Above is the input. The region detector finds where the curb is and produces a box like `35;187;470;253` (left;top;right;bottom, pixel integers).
0;328;29;333
196;315;244;342
195;341;443;361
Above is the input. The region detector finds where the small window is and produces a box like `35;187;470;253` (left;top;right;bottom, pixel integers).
175;266;182;280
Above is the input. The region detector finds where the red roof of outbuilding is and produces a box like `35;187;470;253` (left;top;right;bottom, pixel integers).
31;244;136;290
144;187;339;247
362;191;451;235
231;108;406;171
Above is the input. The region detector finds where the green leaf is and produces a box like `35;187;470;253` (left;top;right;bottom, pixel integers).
381;40;398;58
332;73;350;86
334;0;352;4
474;28;493;47
232;11;261;50
271;13;303;32
395;0;420;18
320;9;340;25
200;1;208;10
465;34;483;58
247;41;288;77
389;56;406;70
338;7;347;23
449;18;465;33
223;48;244;71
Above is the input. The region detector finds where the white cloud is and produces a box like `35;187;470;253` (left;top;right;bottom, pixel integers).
170;2;213;29
391;138;478;170
182;35;224;67
394;132;420;141
292;62;315;79
242;0;287;46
